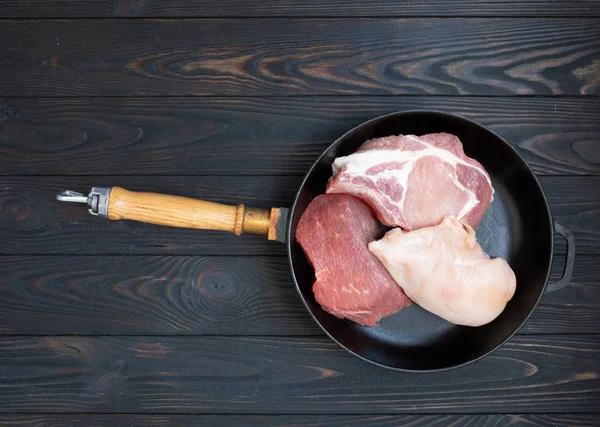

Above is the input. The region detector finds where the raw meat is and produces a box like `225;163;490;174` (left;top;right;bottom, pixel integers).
296;194;411;326
327;133;494;230
369;216;516;327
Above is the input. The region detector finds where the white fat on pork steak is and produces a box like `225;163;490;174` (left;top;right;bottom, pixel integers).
369;216;516;327
327;133;494;230
296;194;411;326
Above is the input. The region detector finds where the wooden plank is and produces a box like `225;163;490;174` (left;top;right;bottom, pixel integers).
1;97;598;176
0;414;598;427
0;255;318;335
545;176;600;257
0;176;597;255
1;19;599;96
3;1;600;18
0;335;598;413
0;254;596;336
538;255;600;334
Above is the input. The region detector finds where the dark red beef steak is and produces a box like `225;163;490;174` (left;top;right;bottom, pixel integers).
296;194;411;326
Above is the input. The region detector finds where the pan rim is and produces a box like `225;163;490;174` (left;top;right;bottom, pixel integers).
287;109;554;373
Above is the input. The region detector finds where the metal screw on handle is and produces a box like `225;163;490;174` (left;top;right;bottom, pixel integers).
56;187;112;217
56;190;88;204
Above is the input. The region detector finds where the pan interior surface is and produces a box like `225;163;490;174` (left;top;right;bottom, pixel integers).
289;111;553;371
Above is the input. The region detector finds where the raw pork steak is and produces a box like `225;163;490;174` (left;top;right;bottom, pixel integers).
327;133;494;230
296;194;411;326
369;216;516;327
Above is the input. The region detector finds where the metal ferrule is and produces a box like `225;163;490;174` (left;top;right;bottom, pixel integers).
56;187;112;217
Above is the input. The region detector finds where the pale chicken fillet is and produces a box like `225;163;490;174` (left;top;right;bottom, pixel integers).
368;216;516;327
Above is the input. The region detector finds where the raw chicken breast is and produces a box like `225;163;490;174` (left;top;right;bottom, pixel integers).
368;216;516;327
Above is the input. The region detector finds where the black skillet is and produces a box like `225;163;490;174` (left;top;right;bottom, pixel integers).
57;110;575;372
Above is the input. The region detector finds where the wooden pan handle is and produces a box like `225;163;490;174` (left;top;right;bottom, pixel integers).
107;186;282;240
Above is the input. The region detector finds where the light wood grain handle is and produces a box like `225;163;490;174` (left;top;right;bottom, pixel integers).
107;187;281;240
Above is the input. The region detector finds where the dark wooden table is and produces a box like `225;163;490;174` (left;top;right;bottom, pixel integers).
1;1;599;426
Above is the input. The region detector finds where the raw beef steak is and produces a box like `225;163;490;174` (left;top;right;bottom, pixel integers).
296;194;411;326
327;133;494;230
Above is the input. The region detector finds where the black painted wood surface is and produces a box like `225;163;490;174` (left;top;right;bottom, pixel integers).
3;1;600;17
0;1;598;425
0;254;597;336
0;335;598;413
1;414;599;427
1;97;598;176
2;19;599;96
1;175;597;255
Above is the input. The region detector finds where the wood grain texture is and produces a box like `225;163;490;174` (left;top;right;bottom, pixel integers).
0;335;598;413
544;176;600;257
1;19;599;96
0;255;315;335
3;0;600;17
1;414;598;427
1;176;598;255
1;97;598;176
107;186;258;236
0;254;597;336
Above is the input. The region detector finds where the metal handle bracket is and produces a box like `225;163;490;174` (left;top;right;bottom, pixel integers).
56;187;112;217
545;221;576;293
